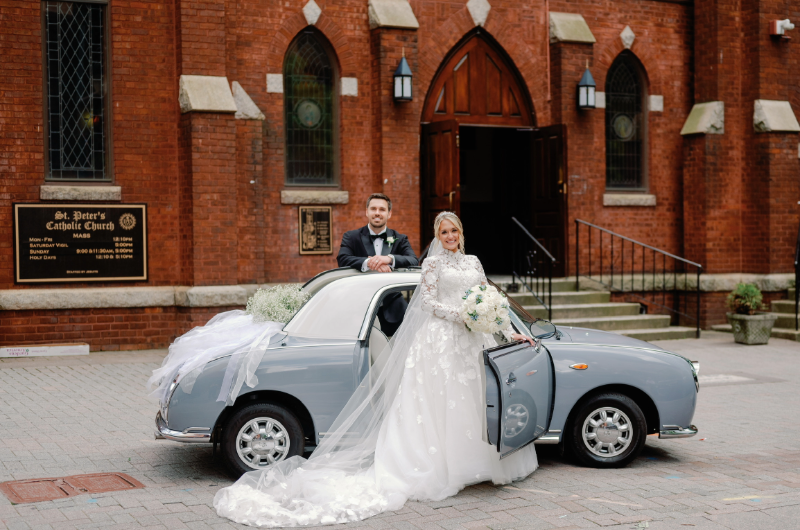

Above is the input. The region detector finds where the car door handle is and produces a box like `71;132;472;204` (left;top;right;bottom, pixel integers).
506;373;516;385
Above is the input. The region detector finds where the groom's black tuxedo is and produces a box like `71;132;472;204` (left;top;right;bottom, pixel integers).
336;226;418;270
337;226;419;335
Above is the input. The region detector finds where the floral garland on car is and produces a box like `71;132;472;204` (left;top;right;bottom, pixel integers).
459;284;511;333
246;284;310;323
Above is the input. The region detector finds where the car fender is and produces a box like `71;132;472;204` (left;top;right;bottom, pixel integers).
545;342;697;437
165;338;358;443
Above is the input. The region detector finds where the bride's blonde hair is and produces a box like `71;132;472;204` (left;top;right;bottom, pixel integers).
433;211;465;253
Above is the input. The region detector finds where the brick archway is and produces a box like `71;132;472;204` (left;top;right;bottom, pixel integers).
266;12;357;77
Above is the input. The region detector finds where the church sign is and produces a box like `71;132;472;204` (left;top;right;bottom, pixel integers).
13;204;148;283
298;206;332;255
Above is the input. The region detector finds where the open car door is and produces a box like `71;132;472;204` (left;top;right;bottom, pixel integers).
484;341;554;458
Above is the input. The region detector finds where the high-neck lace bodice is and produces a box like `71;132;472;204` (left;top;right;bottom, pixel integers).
420;251;487;322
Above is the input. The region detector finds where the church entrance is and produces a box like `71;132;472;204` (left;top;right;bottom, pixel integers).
420;32;567;275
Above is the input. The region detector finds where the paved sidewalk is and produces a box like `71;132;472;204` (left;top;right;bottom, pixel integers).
0;331;798;529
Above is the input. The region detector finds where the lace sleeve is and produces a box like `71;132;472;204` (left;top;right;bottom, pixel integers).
473;256;516;340
420;257;462;322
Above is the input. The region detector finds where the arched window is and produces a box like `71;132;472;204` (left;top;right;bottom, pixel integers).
284;30;338;186
605;51;647;190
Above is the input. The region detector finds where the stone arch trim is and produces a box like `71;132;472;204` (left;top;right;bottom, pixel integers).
267;11;358;77
418;6;546;124
594;39;661;96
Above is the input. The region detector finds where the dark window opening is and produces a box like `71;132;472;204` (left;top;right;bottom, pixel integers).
44;1;109;181
605;51;646;190
283;30;338;186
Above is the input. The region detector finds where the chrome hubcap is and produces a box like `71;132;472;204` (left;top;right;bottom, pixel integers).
503;404;529;438
582;407;632;458
236;417;290;470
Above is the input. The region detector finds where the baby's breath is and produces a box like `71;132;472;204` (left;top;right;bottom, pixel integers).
246;285;310;323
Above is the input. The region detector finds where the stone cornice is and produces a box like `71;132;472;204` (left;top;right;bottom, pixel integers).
0;284;284;311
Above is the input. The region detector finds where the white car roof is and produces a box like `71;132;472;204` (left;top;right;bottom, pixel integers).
285;271;421;340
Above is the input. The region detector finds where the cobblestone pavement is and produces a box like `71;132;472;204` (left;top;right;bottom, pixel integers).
1;331;799;530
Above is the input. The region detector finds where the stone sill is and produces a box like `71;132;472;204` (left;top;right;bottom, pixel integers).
40;185;122;201
603;193;656;207
281;190;349;205
0;284;284;311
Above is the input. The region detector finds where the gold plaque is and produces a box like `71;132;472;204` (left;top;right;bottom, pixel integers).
298;206;333;255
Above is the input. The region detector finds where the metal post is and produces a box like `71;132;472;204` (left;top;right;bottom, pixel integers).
575;221;580;292
696;268;701;338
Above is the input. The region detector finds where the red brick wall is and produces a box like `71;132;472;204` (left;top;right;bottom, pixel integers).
183;113;238;286
0;0;181;291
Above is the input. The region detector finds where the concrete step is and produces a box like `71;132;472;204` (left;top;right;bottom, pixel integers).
775;313;800;329
615;326;698;341
711;323;800;342
771;299;798;314
510;290;611;307
554;314;671;331
526;302;640;320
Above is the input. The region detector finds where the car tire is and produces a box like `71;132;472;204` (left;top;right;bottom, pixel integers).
567;392;646;468
222;402;304;478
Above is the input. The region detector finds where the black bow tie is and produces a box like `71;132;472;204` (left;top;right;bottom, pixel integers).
370;233;387;242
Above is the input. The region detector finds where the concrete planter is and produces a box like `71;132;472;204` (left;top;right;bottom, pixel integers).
726;312;778;345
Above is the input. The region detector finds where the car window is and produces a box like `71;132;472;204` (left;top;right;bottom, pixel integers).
487;280;557;339
368;286;417;339
285;272;421;340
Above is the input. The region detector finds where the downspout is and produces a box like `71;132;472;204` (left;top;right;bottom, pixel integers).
546;0;551;101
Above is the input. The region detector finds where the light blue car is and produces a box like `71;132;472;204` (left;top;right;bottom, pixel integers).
155;267;699;476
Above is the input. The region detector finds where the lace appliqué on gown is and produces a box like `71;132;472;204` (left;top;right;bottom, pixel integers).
214;251;538;527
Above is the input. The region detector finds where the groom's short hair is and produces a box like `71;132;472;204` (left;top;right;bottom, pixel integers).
366;193;392;211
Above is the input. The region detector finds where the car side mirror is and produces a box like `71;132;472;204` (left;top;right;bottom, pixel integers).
529;319;557;340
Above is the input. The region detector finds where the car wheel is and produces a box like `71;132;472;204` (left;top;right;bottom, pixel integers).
222;402;304;477
567;393;646;468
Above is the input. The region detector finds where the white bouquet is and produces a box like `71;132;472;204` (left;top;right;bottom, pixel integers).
459;284;511;333
246;284;310;323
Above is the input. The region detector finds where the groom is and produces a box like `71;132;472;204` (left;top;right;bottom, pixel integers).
337;193;418;335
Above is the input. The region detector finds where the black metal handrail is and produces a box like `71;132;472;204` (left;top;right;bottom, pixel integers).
511;217;555;320
794;220;799;331
575;219;703;338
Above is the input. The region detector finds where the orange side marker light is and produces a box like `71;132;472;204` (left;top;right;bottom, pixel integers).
569;363;588;370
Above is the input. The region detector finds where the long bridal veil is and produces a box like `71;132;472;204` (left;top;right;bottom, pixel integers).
213;243;446;526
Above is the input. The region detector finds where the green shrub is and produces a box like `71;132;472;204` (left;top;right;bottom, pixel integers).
726;283;764;315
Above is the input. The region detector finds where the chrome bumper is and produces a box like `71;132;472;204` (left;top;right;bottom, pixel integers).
659;424;698;439
154;411;211;443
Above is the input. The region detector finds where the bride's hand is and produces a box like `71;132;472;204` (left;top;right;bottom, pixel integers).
510;333;536;347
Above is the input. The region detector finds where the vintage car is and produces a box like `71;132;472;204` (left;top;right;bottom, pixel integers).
155;267;699;476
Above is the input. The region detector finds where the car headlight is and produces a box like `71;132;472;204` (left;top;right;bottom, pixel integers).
161;377;179;424
690;360;699;392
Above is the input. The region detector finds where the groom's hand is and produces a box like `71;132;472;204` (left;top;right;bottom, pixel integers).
366;255;393;272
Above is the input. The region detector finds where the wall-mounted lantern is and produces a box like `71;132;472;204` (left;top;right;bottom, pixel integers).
577;64;596;110
393;54;413;102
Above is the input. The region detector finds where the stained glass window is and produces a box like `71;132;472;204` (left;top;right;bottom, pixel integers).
605;51;645;190
284;31;338;186
44;1;109;181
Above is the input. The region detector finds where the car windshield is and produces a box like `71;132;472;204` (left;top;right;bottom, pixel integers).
487;280;558;339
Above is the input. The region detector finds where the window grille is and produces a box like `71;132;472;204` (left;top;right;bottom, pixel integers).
605;51;645;190
284;31;337;186
44;1;108;180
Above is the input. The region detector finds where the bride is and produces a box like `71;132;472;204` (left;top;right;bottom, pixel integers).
213;212;539;527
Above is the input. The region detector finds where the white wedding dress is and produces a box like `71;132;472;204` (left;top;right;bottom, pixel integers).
213;248;538;527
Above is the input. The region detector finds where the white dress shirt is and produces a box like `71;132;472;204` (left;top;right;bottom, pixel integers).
361;226;396;271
